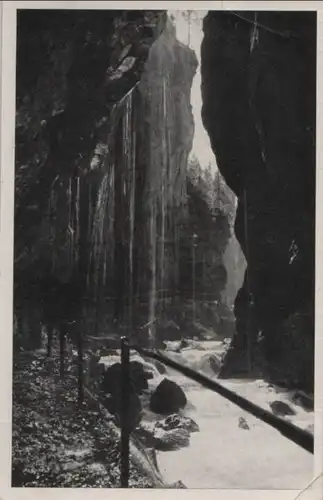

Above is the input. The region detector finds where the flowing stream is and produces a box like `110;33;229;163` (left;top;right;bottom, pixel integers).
155;344;314;489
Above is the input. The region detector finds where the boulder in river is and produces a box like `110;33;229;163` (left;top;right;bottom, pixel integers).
195;353;222;377
291;390;314;411
101;360;152;396
154;426;190;451
153;360;167;375
150;378;187;415
269;400;296;417
306;423;314;434
167;480;187;489
155;414;199;433
238;416;250;430
103;390;142;432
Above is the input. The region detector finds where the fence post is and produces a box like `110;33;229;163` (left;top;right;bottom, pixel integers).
120;336;130;488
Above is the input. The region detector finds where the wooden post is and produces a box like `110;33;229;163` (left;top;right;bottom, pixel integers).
59;329;65;379
47;325;53;357
243;188;252;376
120;336;130;488
77;328;84;407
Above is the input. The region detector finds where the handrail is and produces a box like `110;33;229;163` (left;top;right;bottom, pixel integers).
133;345;314;454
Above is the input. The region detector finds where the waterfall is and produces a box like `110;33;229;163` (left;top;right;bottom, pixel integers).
82;15;198;337
91;168;115;296
123;87;136;329
148;199;157;347
88;85;138;327
136;14;197;341
159;76;167;313
46;174;81;282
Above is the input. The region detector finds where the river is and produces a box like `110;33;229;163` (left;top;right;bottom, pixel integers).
156;342;314;489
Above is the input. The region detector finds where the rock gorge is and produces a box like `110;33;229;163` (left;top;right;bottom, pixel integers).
14;9;315;392
201;11;316;390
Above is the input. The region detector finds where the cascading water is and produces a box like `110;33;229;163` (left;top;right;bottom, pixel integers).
84;10;239;342
91;168;115;296
89;84;138;330
127;97;136;330
137;13;197;346
47;174;81;283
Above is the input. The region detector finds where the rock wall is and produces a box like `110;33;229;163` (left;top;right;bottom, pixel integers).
14;10;167;345
15;11;234;348
201;11;316;390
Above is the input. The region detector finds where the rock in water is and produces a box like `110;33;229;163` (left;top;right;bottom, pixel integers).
150;378;187;415
238;416;249;430
171;480;187;489
104;390;142;432
156;414;200;433
101;361;151;396
270;400;296;416
154;426;190;451
292;390;314;411
154;360;167;374
306;423;314;434
197;353;222;376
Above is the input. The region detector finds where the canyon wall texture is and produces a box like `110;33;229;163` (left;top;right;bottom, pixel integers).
201;11;316;390
14;11;234;351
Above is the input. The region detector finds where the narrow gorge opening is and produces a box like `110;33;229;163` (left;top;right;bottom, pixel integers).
167;9;246;356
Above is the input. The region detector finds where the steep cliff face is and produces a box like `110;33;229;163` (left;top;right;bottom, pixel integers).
15;11;166;261
14;10;167;346
201;11;316;390
15;10;235;351
87;16;199;333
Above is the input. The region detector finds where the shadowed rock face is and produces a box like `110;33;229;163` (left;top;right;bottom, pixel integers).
15;10;166;276
15;10;235;348
201;11;316;390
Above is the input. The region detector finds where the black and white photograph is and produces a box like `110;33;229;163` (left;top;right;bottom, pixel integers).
7;3;317;491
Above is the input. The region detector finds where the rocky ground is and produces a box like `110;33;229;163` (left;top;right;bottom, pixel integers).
12;339;161;488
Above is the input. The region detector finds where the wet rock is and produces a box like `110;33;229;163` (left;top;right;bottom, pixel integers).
165;341;182;353
155;413;199;433
238;416;249;430
168;480;187;489
103;390;142;432
269;400;296;417
131;360;154;381
101;361;152;396
292;390;314;411
150;378;187;415
306;423;314;434
196;353;222;377
154;426;190;451
106;56;137;81
180;338;190;349
88;354;106;381
153;360;167;374
154;336;167;350
100;348;118;357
